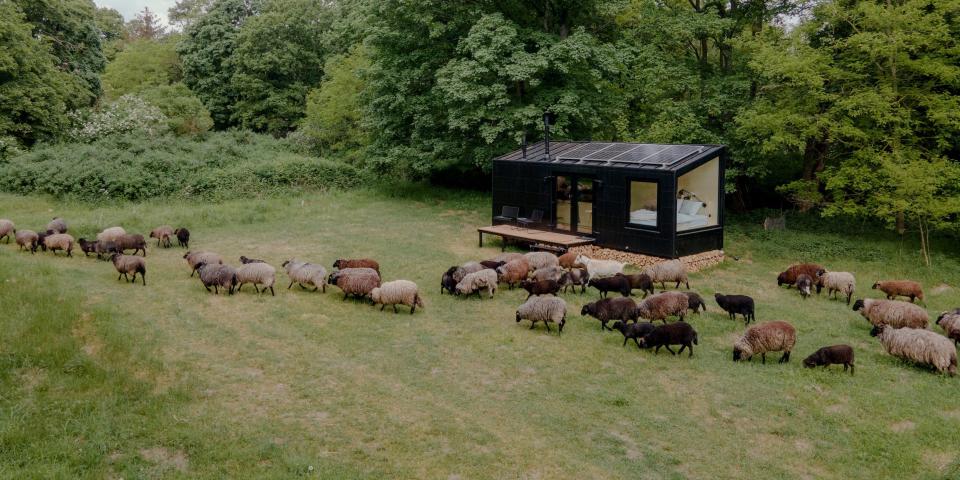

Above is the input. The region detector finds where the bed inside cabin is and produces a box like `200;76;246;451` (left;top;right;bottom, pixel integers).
628;157;719;231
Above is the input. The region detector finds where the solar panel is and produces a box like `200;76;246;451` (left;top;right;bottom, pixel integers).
495;140;718;170
639;145;704;166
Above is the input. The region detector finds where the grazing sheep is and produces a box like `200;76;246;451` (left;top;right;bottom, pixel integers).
641;260;689;289
0;219;13;243
196;262;238;295
36;231;49;252
796;274;813;299
333;258;380;274
327;267;382;300
818;270;856;305
456;269;498;299
96;226;126;244
110;253;146;286
492;252;524;264
515;296;567;334
520;278;561;299
95;240;120;259
803;345;855;374
114;234;147;256
14;230;38;253
871;324;957;376
574;254;626;279
638;322;698;356
625;273;655;298
479;260;505;270
149;225;174;247
936;311;960;346
370;280;424;314
558;251;583;269
558;268;589;294
174;227;190;248
459;261;485;278
441;266;459;295
872;280;924;304
531;265;564;282
662;291;705;314
282;259;327;292
184;251;224;277
77;238;99;257
235;262;276;296
778;263;824;289
46;217;67;234
43;233;74;257
588;274;632;298
636;291;689;323
733;321;796;363
240;255;266;264
580;297;639;331
524;251;559;271
612;321;656;349
852;298;928;329
495;258;530;289
714;294;755;324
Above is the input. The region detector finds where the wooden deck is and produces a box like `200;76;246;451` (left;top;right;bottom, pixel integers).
477;224;595;251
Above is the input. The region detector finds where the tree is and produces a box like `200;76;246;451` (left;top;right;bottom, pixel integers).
301;46;370;155
125;7;167;40
101;37;182;99
140;83;214;135
168;0;215;30
94;7;127;60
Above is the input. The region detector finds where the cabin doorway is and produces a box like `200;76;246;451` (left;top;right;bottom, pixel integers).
554;175;596;235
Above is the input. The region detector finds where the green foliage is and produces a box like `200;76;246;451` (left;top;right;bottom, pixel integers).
94;7;125;61
101;38;182;99
300;46;370;156
139;83;214;135
168;0;215;30
69;95;170;142
0;132;367;201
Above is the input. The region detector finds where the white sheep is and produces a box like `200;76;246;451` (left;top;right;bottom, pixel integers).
456;269;498;298
236;262;277;296
0;219;14;243
852;298;928;329
531;265;564;282
641;259;689;289
524;251;559;271
936;311;960;346
871;324;957;375
818;271;856;305
515;296;567;334
282;259;328;292
574;254;626;279
370;280;425;314
96;226;126;244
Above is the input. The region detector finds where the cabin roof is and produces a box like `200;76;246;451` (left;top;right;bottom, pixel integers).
494;141;723;171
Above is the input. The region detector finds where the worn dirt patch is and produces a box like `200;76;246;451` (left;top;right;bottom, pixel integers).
72;312;104;358
931;284;952;295
890;420;916;433
139;447;189;472
923;452;955;472
608;430;641;460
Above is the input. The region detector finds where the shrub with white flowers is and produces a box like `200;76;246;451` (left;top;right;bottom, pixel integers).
71;95;170;142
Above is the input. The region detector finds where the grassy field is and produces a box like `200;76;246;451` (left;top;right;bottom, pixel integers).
1;186;959;479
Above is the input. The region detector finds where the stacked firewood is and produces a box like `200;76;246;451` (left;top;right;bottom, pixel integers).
568;246;724;273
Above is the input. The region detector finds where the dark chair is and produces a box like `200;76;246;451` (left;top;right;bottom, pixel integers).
517;209;543;230
493;205;520;225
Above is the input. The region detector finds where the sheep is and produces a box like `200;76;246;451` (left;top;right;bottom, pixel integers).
663;291;706;314
184;251;224;277
492;252;524;264
36;231;49;252
453;261;485;282
96;226;126;244
441;266;459;295
110;253;146;286
95;240;120;259
77;238;99;257
580;297;639;331
235;262;276;296
871;324;957;376
327;267;381;300
796;274;813;299
818;270;856;305
14;230;38;253
733;321;796;363
370;280;424;314
43;233;74;257
456;269;498;298
531;265;564;282
196;262;238;295
714;294;755;324
149;225;174;247
114;234;147;256
495;258;530;289
636;291;689;323
574;254;626;279
638;322;698;356
479;260;505;270
558;251;582;269
588;274;632;298
641;260;689;289
852;298;928;329
624;273;655;298
515;296;567;334
871;280;924;304
777;263;824;289
239;255;266;264
524;251;559;271
282;259;327;292
174;227;190;248
558;268;589;294
0;219;13;243
936;311;960;346
333;258;380;275
803;345;855;374
46;217;67;234
611;320;656;349
520;278;561;299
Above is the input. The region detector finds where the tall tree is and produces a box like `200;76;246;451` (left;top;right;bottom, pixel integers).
126;7;167;40
101;37;183;99
168;0;216;30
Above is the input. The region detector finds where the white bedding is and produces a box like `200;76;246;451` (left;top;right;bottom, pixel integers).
629;209;710;229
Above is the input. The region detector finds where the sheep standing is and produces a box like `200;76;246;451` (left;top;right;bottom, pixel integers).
184;251;224;277
666;291;706;314
588;274;632;299
515;296;567;334
818;270;856;305
78;238;99;257
0;219;13;243
333;258;380;275
456;269;498;299
624;273;654;298
714;294;755;324
733;321;796;363
149;225;174;247
115;234;147;256
495;258;530;289
580;297;639;331
778;263;824;289
95;240;120;260
492;252;524;264
803;345;855;374
196;262;238;295
872;280;924;304
111;253;146;286
574;254;626;279
370;280;424;314
236;262;277;296
44;233;74;257
520;278;561;299
524;251;559;271
935;311;960;345
46;217;67;234
531;265;564;282
14;229;38;253
441;266;459;295
328;267;382;300
558;251;582;269
852;298;928;329
282;259;327;292
641;260;689;289
558;268;589;294
871;324;957;376
636;291;689;323
96;226;126;244
638;322;698;356
796;274;813;299
611;321;656;349
174;228;190;248
239;255;266;264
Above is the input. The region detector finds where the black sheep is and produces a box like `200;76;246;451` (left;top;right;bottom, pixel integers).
440;266;458;295
240;255;266;264
638;322;699;357
479;260;504;270
174;227;190;248
666;290;706;314
95;240;120;260
612;320;656;349
803;345;855;375
714;293;755;324
36;231;49;252
588;274;631;298
581;297;639;331
78;238;99;257
624;273;655;297
520;278;561;300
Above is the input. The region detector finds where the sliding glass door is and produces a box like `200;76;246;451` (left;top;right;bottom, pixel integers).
554;174;596;235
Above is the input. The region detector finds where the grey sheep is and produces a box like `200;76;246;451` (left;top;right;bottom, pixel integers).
184;251;224;277
370;280;425;314
524;251;559;271
111;253;146;286
636;291;689;323
0;219;13;243
283;259;328;292
96;226;126;244
935;310;960;346
196;262;238;295
558;268;589;294
531;265;564;282
114;233;147;256
871;324;957;376
817;270;856;305
456;269;498;299
733;321;796;363
515;296;567;334
796;274;813;299
46;217;67;234
236;262;277;296
44;233;74;257
328;267;381;300
15;229;38;253
641;259;689;289
852;298;928;329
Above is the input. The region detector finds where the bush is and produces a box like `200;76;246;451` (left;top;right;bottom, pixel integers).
0;132;368;201
139;83;214;135
70;95;170;142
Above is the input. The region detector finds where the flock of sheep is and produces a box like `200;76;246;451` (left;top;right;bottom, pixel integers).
1;215;957;376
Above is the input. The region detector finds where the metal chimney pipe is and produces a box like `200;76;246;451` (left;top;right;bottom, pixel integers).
542;112;554;160
521;131;527;159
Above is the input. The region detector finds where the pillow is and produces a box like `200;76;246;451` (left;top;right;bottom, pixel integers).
680;200;703;215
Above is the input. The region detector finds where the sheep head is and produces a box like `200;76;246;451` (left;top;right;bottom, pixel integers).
852;299;865;312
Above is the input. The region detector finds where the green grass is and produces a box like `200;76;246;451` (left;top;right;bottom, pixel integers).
1;187;959;479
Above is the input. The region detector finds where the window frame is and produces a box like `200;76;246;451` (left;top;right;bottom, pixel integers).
625;178;661;231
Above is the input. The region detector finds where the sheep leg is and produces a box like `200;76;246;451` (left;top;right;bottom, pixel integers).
380;304;385;311
665;345;676;355
687;343;693;357
141;272;146;286
393;305;398;314
410;305;415;314
848;363;854;375
654;346;661;355
191;269;197;277
633;338;642;349
214;285;219;294
761;353;767;364
236;284;243;292
117;273;124;281
544;322;551;332
288;281;295;289
780;351;791;363
343;293;348;301
529;321;536;330
677;344;686;355
270;286;275;296
622;337;628;346
204;285;211;292
254;285;260;294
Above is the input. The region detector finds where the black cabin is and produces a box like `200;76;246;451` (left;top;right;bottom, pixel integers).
492;140;726;258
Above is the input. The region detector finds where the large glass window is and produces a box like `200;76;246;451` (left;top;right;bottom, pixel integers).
555;176;572;230
676;157;720;231
577;178;593;234
628;181;658;227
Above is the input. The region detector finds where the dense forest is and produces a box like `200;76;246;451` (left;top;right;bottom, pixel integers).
1;0;959;254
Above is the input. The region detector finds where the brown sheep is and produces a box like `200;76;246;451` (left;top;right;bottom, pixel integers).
44;233;74;257
495;258;530;289
558;251;583;269
149;225;175;247
327;267;381;300
733;321;797;363
636;291;689;323
333;258;380;275
872;280;924;304
777;263;824;290
115;234;147;256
